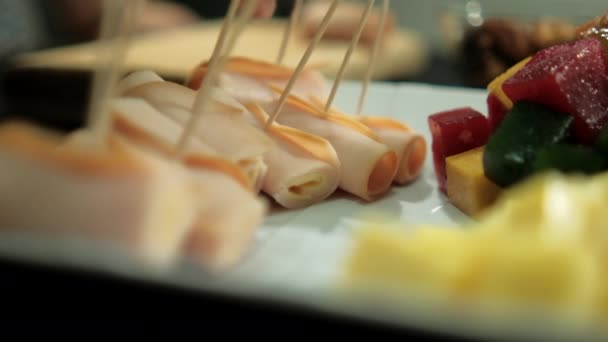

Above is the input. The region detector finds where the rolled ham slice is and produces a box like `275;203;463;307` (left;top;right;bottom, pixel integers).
245;103;341;209
107;98;267;270
357;117;427;184
309;96;428;185
182;164;266;270
187;57;330;109
0;122;200;268
109;96;219;158
118;73;272;192
266;91;398;201
115;70;164;95
108;97;251;189
119;71;274;161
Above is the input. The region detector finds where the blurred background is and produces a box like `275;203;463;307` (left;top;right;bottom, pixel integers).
0;0;606;127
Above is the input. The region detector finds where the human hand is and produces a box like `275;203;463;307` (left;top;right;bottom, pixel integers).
135;0;200;32
54;0;278;41
246;0;277;19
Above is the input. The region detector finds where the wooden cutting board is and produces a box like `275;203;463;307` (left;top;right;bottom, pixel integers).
13;19;428;82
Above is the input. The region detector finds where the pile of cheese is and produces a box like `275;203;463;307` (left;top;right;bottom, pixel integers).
342;171;608;325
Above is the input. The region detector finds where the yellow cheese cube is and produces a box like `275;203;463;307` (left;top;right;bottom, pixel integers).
470;234;597;316
342;225;478;296
446;147;503;218
343;225;597;319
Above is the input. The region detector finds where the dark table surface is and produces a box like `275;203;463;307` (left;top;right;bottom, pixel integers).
0;256;481;339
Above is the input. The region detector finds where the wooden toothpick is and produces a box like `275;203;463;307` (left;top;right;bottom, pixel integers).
324;0;375;113
192;0;241;113
87;0;144;146
265;0;341;130
220;0;259;63
86;0;124;137
175;0;257;155
276;0;302;65
357;0;389;115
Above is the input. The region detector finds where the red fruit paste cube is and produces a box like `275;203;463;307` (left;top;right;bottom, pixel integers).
487;93;508;132
428;107;490;193
502;37;608;144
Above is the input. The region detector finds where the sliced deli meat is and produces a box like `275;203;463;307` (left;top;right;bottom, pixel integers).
0;122;200;268
269;92;398;201
187;57;330;108
107;98;267;270
245;103;341;209
118;76;273;191
357;116;427;185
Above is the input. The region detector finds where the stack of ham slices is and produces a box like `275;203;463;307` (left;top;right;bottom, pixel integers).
0;56;426;272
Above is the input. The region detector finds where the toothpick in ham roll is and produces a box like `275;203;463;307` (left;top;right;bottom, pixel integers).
195;88;341;208
202;89;341;208
244;102;341;209
118;71;273;192
265;91;398;201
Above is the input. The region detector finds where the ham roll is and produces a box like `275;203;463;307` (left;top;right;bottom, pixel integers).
109;96;219;158
265;91;398;201
116;70;164;94
244;102;341;209
0;122;201;268
309;96;428;185
118;71;273;192
356;117;427;184
108;97;251;189
206;90;341;208
107;98;267;270
187;57;329;109
181;161;266;270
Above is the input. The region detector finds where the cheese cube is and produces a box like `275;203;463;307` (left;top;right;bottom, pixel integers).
446;146;502;218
